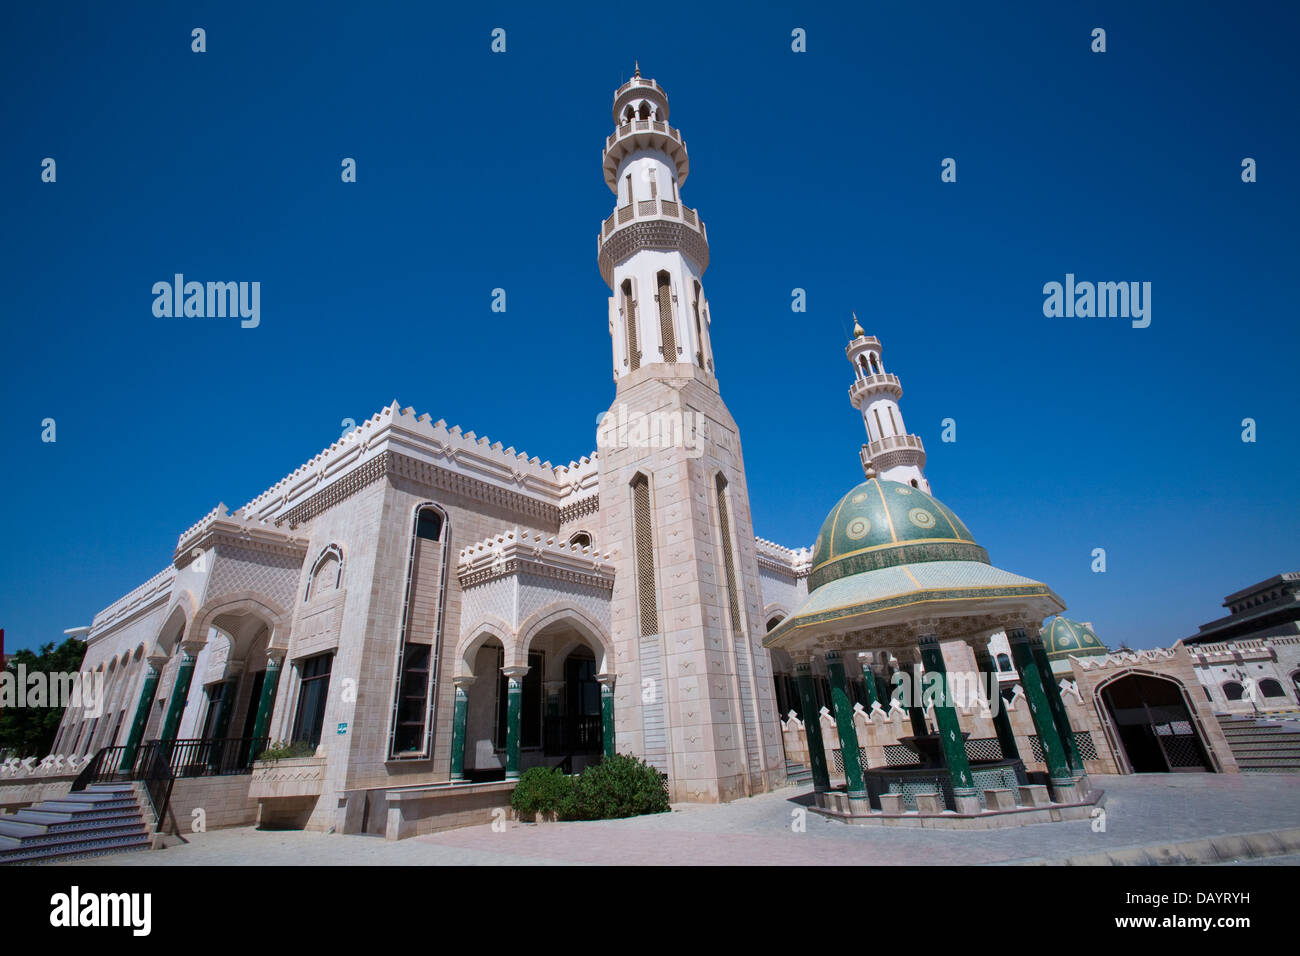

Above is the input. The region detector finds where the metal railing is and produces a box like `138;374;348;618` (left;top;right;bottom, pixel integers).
68;736;269;833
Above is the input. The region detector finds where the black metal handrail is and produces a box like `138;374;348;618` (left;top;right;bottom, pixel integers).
69;745;129;792
136;741;175;834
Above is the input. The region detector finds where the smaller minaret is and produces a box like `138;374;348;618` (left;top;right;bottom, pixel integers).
845;314;930;492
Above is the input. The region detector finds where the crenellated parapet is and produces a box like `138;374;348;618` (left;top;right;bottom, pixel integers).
1074;647;1181;671
174;503;311;567
88;565;176;638
458;527;615;591
754;537;813;578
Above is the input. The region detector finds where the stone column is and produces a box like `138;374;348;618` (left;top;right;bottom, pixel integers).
119;657;164;772
825;651;867;805
1028;632;1084;777
250;650;285;749
794;659;830;792
449;676;475;782
969;637;1021;763
1007;627;1077;802
502;665;529;780
918;634;979;813
598;674;617;759
159;642;204;744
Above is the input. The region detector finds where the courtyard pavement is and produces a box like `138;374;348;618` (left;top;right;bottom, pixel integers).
62;773;1300;866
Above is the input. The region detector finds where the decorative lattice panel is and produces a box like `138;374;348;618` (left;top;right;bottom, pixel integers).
970;766;1021;807
1075;731;1098;759
965;737;1004;762
656;272;676;361
1029;731;1097;762
632;476;657;635
884;744;921;767
1161;733;1205;768
831;749;844;773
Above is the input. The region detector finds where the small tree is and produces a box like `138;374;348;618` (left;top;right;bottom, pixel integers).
0;636;88;758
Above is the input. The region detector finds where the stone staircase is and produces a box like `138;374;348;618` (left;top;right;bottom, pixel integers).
785;759;813;787
1217;714;1300;772
0;783;152;865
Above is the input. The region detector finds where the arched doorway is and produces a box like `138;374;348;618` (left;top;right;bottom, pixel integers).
1099;673;1214;773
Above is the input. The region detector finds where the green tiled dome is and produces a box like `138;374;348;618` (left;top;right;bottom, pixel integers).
808;479;988;591
1041;616;1108;661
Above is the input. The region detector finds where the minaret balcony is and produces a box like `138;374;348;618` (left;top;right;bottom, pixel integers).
848;372;903;405
596;197;710;287
865;433;926;460
602;120;690;190
862;433;927;475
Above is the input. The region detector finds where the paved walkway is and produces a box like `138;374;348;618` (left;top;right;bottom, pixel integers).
63;773;1300;866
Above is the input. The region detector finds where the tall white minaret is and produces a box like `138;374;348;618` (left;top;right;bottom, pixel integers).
598;65;715;382
596;69;784;804
846;314;931;492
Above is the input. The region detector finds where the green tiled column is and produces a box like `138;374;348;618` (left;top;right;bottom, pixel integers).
159;644;200;744
1029;633;1084;776
917;635;976;801
971;641;1020;762
825;651;866;798
450;676;474;781
859;657;880;709
119;658;163;773
598;675;616;759
1008;628;1074;791
249;652;284;749
503;666;528;780
794;661;830;792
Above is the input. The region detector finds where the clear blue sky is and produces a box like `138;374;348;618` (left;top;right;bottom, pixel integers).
2;2;1297;654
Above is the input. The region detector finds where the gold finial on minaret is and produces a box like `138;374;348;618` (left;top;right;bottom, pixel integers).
851;312;865;339
634;60;641;78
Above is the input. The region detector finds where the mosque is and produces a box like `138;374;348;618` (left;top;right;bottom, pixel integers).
6;71;1298;852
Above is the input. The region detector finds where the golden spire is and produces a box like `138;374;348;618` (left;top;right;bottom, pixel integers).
851;311;865;339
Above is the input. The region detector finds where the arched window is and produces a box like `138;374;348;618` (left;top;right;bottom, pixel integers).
1259;678;1285;698
568;531;592;550
870;354;880;374
910;479;919;488
622;278;640;371
305;545;343;600
996;653;1012;672
656;271;676;362
766;616;784;632
715;474;743;640
692;281;705;368
1222;681;1245;701
631;474;658;635
623;105;634;124
389;504;448;758
638;102;650;119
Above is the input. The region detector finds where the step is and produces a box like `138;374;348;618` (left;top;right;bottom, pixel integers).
23;798;136;816
57;792;133;804
2;822;148;851
16;806;137;825
0;818;48;838
0;834;151;866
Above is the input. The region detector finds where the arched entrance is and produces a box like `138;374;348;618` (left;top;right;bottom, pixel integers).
1099;673;1214;773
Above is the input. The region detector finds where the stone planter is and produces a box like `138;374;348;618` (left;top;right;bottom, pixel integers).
248;756;326;799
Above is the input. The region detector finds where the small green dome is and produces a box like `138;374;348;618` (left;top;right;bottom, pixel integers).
1041;616;1108;661
809;478;988;591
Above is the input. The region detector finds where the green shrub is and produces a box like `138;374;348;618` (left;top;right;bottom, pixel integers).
511;766;575;818
561;753;670;821
256;740;317;762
